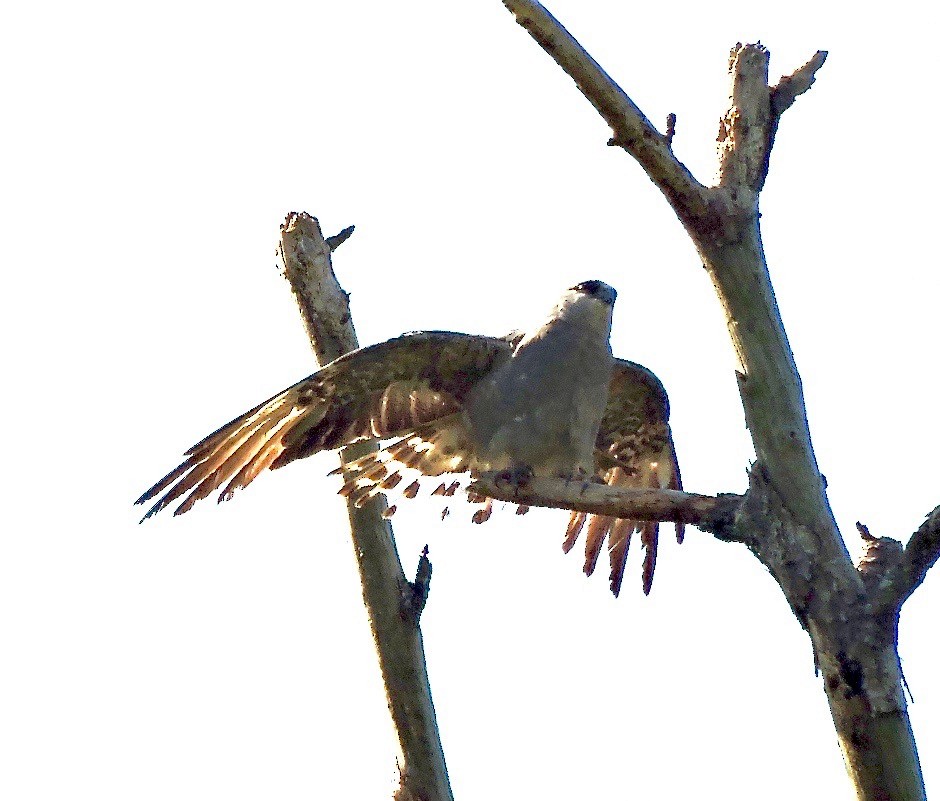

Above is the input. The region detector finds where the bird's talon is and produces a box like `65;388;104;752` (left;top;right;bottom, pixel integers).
493;465;533;490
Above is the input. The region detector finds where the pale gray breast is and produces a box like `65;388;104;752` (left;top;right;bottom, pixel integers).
464;319;613;470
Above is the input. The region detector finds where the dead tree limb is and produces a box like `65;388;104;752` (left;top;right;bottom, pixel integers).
887;504;940;607
500;2;926;798
278;212;453;801
469;475;738;535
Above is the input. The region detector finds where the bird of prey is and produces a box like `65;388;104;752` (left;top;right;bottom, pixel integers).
136;280;683;595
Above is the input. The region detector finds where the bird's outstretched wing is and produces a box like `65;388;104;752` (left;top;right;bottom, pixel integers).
135;332;512;519
562;360;684;596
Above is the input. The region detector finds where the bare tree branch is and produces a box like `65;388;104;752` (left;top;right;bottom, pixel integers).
469;474;739;534
709;45;923;801
502;0;711;231
717;47;827;193
717;44;773;192
708;44;843;547
279;213;360;367
889;505;940;606
278;212;453;801
325;224;356;251
772;50;828;114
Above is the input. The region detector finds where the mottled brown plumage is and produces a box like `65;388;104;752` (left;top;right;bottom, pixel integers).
136;331;506;519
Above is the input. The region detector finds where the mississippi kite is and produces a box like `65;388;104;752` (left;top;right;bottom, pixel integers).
136;280;683;595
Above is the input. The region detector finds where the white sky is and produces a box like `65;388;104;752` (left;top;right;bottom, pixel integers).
2;1;937;799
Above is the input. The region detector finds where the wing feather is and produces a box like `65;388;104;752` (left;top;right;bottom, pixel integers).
562;359;683;595
136;332;512;519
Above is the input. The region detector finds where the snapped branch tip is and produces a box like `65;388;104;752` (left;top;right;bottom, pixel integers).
771;50;828;115
326;225;356;251
664;113;677;148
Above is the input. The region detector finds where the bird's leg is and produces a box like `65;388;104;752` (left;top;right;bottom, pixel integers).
492;464;534;494
556;466;597;496
465;467;533;517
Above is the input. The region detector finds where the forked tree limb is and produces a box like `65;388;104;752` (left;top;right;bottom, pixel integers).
503;0;839;539
498;3;926;799
278;212;453;801
708;44;842;547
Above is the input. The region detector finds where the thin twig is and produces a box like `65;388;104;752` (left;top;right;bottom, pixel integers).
405;545;433;623
664;113;677;148
326;224;356;251
278;213;359;366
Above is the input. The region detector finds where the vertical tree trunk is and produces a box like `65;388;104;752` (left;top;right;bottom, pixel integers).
278;213;453;801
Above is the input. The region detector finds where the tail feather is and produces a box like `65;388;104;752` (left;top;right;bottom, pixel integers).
640;521;658;596
582;514;614;577
607;517;637;597
562;434;681;595
563;512;586;554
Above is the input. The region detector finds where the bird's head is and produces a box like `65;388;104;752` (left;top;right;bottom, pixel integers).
545;280;617;332
511;280;618;352
555;281;617;318
570;280;617;307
